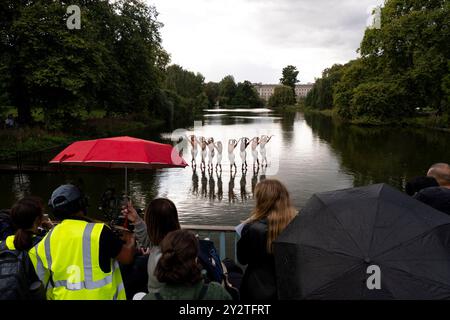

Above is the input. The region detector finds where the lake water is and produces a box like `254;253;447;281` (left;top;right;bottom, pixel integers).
1;109;450;226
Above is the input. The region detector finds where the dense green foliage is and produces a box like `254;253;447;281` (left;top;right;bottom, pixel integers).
306;0;450;125
217;75;262;107
0;0;187;130
305;64;344;110
267;85;296;108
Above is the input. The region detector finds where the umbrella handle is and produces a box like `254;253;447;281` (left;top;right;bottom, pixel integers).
124;215;129;229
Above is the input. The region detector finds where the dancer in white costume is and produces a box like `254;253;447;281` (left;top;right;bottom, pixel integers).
239;137;250;171
228;139;238;172
259;135;274;167
200;137;207;171
189;135;199;167
214;141;223;171
250;137;260;168
207;138;215;171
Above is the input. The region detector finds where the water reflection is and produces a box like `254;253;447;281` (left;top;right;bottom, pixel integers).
3;109;450;226
228;170;237;203
191;170;199;196
217;170;223;202
303;113;450;190
240;170;248;202
208;170;215;201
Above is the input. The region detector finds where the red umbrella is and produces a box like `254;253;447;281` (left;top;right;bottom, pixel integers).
50;136;188;194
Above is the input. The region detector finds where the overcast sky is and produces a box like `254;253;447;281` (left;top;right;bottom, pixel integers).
148;0;384;84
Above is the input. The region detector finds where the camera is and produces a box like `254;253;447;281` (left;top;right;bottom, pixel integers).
98;188;134;232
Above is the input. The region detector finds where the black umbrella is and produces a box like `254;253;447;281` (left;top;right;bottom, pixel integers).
273;183;450;300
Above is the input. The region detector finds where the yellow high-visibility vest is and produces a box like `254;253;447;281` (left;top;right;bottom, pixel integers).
28;219;126;300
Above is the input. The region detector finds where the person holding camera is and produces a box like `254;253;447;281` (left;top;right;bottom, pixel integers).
122;198;181;294
28;184;136;300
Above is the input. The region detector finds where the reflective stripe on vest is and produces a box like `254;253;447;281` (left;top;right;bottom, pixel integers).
28;220;125;300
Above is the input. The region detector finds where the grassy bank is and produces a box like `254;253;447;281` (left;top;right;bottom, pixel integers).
0;115;165;161
301;107;450;131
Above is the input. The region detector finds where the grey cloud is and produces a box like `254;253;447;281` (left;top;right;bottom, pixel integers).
245;0;380;50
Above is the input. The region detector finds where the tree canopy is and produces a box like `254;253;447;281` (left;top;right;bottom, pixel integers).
268;85;296;108
0;0;170;128
305;0;450;125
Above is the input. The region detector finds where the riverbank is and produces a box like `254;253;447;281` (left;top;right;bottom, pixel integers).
301;107;450;131
0;116;165;161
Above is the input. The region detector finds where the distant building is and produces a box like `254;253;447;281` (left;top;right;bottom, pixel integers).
253;83;314;101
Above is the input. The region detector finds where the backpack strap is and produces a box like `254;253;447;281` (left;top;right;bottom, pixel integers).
198;284;209;300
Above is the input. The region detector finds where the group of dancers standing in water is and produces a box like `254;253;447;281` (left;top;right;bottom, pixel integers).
187;134;274;172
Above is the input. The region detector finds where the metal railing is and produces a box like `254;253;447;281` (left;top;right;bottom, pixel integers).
182;225;239;262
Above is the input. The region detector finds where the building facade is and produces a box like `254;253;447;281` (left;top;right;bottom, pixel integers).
253;83;314;101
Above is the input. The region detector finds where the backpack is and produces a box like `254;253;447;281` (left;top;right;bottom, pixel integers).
0;210;14;241
0;239;45;300
197;239;224;284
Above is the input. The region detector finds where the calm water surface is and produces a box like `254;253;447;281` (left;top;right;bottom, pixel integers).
1;109;450;226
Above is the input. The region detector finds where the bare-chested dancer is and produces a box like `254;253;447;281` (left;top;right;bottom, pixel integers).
250;137;260;168
228;139;239;172
239;137;250;171
200;137;207;172
207;137;215;171
189;135;198;167
214;140;223;171
259;135;274;167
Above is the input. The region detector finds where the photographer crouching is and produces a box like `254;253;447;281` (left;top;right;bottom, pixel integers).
28;184;136;300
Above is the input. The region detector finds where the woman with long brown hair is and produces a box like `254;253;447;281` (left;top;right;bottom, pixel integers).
237;179;297;300
123;198;181;294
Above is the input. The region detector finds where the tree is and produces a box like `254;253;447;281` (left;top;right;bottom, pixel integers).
280;65;299;95
203;82;220;107
0;0;169;127
219;75;237;105
268;85;296;108
231;81;262;107
305;64;345;110
165;64;204;98
307;0;450;123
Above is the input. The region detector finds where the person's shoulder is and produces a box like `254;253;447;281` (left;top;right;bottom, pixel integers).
242;219;268;236
206;282;232;300
417;186;450;197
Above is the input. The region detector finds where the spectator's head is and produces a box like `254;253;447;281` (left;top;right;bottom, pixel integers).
249;179;297;253
155;229;202;286
48;184;88;219
427;163;450;187
405;176;439;196
11;197;44;251
144;198;180;246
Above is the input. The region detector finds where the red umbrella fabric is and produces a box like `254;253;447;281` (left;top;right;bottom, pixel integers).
50;136;188;169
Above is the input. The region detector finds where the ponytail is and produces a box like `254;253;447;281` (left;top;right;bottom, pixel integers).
10;197;44;251
13;229;34;251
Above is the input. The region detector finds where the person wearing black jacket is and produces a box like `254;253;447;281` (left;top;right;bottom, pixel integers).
237;179;297;300
413;163;450;215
